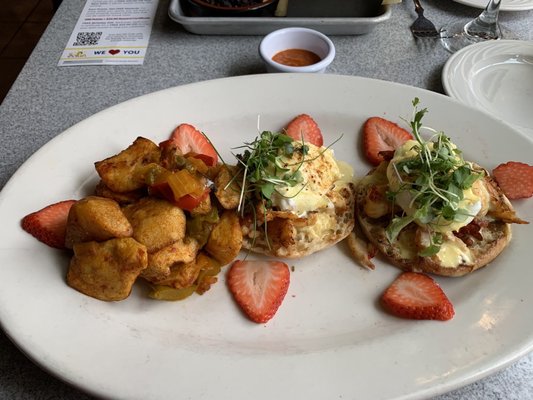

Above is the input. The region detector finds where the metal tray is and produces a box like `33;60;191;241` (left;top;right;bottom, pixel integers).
168;0;392;36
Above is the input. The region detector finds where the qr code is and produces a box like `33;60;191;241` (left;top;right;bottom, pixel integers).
73;32;102;46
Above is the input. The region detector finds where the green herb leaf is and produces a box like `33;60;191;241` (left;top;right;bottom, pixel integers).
261;182;275;199
234;130;320;215
386;215;415;243
418;232;443;257
419;244;440;257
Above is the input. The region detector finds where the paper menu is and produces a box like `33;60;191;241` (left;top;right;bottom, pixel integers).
58;0;159;66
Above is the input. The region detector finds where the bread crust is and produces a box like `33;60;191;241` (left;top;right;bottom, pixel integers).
355;165;514;277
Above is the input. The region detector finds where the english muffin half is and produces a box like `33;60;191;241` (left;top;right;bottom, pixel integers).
355;162;526;277
241;182;356;258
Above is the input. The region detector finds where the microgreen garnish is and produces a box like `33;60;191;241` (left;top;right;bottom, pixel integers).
228;131;310;253
232;130;342;216
385;98;484;255
233;131;304;213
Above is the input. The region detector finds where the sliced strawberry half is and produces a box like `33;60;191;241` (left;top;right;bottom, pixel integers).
227;260;290;324
380;272;454;321
21;200;77;249
363;117;413;166
492;161;533;200
284;114;324;147
168;123;218;167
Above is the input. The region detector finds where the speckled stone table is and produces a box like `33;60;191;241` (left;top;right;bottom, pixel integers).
1;0;532;399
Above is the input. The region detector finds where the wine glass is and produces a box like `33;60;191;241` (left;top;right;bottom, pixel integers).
440;0;511;53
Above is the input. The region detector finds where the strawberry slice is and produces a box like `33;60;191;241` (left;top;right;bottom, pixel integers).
21;200;76;249
227;260;290;324
380;272;454;321
168;123;218;167
363;117;413;166
284;114;324;147
492;161;533;200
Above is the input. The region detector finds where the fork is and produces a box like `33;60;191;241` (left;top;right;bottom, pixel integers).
410;0;439;38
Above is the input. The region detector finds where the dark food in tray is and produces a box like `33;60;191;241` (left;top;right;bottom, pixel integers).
183;0;280;17
205;0;269;5
181;0;385;18
287;0;385;18
170;0;391;35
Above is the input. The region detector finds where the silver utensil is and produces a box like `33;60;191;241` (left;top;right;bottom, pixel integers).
410;0;439;38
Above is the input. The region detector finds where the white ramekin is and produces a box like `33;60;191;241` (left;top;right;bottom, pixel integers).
259;27;336;73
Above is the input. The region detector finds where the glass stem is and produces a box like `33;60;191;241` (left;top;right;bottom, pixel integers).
464;0;502;40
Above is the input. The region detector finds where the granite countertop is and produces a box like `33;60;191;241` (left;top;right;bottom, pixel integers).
1;0;532;398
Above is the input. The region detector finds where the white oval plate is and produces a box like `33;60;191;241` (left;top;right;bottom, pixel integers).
0;74;532;400
453;0;533;11
443;40;533;138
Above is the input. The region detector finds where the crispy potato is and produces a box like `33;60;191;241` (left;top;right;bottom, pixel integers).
190;192;212;216
206;163;222;182
141;238;200;282
205;210;242;265
65;196;133;249
150;252;218;290
95;137;160;193
67;238;148;301
214;165;241;210
159;139;183;171
123;197;186;252
94;180;145;205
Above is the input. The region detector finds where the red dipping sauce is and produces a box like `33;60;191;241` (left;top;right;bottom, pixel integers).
272;48;321;67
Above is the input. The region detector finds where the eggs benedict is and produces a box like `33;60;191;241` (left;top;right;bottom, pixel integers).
221;130;356;258
355;104;527;276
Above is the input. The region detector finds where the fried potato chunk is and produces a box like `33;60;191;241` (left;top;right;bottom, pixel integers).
94;180;145;205
65;196;133;249
95;137;160;193
67;238;148;301
150;252;218;290
159;139;183;171
123;197;186;252
205;210;242;265
190;193;212;216
214;165;241;210
141;238;200;282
